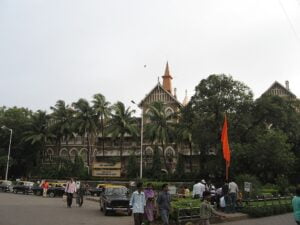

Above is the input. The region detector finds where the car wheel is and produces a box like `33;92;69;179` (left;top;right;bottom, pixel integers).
49;192;55;198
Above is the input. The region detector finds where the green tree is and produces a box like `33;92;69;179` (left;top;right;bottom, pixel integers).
145;101;175;174
72;99;98;166
72;154;85;178
187;74;254;178
126;153;138;178
151;146;162;179
108;101;137;167
92;93;111;157
232;130;295;183
50;100;74;157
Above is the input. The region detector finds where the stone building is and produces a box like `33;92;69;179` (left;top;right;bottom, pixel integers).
261;80;297;99
43;63;192;177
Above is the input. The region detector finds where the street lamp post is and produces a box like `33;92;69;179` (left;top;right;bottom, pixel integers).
131;101;143;179
1;126;13;181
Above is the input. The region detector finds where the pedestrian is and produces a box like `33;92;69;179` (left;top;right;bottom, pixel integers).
65;178;77;208
192;181;206;199
157;184;171;225
144;183;155;224
228;179;239;213
76;182;85;207
184;185;190;198
129;182;146;225
199;191;226;225
292;186;300;225
42;180;49;197
222;182;230;213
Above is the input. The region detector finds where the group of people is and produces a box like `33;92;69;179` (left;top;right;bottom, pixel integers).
64;178;87;208
192;179;240;213
130;183;170;225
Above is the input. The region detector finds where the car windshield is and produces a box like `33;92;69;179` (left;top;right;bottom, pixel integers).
3;181;11;185
105;187;127;196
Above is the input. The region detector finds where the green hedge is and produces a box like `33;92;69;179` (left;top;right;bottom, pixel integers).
242;204;292;217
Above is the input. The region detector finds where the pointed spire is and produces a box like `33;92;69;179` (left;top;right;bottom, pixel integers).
183;89;189;106
164;61;170;77
162;61;173;94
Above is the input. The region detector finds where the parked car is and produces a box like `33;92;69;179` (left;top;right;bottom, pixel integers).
13;181;34;194
0;180;13;192
32;182;66;197
89;183;107;197
47;183;66;198
100;185;132;216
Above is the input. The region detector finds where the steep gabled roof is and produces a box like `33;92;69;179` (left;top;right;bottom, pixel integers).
261;81;297;99
138;82;183;108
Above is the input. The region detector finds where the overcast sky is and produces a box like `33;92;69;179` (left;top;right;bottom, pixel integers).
0;0;300;112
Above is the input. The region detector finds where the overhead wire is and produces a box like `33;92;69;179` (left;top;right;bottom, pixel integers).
278;0;300;44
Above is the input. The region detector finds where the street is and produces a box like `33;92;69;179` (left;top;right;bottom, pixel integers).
0;192;296;225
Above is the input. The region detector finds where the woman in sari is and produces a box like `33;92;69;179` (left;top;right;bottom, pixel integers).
144;183;155;224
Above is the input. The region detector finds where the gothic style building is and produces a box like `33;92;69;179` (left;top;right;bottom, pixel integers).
261;80;297;100
44;63;191;177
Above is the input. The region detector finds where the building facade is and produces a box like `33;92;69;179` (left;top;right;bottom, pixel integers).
43;63;192;177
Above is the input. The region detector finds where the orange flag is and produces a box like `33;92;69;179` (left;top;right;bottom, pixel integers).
221;115;231;180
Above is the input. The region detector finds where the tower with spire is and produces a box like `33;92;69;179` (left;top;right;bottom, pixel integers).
162;62;173;94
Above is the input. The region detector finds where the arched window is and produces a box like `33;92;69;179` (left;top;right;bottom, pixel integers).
46;148;54;161
60;148;69;159
79;148;88;162
165;147;175;163
165;107;174;117
69;148;78;162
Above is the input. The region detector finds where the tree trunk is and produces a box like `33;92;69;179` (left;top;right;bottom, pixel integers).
189;142;193;173
101;115;105;157
87;134;90;166
120;135;124;168
161;143;170;174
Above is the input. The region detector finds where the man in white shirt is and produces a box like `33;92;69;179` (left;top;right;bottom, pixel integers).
228;180;239;213
192;180;206;199
65;178;77;208
130;182;146;225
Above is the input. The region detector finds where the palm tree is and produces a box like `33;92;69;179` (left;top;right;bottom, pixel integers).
50;100;75;157
92;93;111;157
144;101;175;174
175;123;193;173
72;99;98;166
23;110;55;161
108;101;137;167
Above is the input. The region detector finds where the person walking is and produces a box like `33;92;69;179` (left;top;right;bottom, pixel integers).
292;186;300;225
199;191;226;225
144;183;155;224
129;182;146;225
228;179;239;213
42;180;49;197
222;182;230;213
157;184;171;225
192;181;206;199
76;182;86;207
65;178;77;208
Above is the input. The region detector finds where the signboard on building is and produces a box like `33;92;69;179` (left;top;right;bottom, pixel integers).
93;162;121;169
92;169;121;177
244;182;252;192
92;161;121;177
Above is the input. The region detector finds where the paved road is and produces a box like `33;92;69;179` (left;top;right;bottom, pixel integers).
0;192;297;225
0;192;131;225
223;213;296;225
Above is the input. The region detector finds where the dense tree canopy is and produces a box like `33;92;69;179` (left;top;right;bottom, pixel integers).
0;75;299;184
